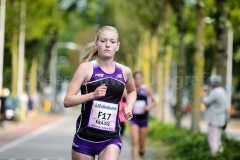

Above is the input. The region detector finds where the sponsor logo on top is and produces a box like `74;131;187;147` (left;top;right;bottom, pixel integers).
116;74;122;78
94;102;117;111
95;74;104;77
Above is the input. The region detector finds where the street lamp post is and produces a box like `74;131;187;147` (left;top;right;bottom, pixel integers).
50;42;82;105
0;0;6;97
226;21;233;110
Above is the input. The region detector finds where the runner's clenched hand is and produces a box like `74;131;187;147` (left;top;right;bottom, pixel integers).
124;106;133;120
93;84;107;99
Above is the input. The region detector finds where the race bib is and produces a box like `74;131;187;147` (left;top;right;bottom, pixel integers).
133;100;146;115
88;100;118;132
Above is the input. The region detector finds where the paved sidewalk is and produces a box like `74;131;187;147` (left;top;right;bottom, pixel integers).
180;115;240;141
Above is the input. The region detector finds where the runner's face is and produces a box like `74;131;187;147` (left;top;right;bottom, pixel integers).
134;73;143;87
95;30;119;58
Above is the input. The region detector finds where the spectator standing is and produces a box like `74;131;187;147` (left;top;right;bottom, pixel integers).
202;75;227;156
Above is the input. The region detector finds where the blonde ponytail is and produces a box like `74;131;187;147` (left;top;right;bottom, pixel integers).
80;42;98;64
80;26;119;64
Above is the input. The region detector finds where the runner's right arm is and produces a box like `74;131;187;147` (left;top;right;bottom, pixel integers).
122;65;136;120
64;62;107;108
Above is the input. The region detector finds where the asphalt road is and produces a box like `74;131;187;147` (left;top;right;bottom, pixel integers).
4;108;240;160
0;109;135;160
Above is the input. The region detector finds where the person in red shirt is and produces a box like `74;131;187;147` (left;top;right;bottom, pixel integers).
119;91;127;141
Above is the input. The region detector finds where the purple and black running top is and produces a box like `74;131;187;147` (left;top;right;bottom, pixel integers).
132;85;149;120
76;60;126;142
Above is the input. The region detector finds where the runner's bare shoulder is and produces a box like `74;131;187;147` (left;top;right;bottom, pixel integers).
117;63;132;81
75;61;93;84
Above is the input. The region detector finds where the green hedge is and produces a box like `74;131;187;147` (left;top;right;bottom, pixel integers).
148;119;189;145
148;118;240;160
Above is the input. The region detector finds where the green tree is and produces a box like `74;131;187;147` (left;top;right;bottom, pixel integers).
5;0;20;95
191;0;205;133
24;0;64;103
214;0;228;87
169;0;186;128
4;0;65;103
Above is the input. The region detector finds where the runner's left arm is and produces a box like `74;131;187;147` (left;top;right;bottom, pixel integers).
122;65;136;120
144;87;157;111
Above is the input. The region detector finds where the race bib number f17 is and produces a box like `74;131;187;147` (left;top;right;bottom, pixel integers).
88;100;118;132
132;100;146;115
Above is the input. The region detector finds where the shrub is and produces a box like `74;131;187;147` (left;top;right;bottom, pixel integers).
148;118;240;160
169;132;212;160
148;119;189;145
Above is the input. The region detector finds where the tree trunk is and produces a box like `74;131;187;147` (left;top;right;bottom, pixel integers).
10;0;19;96
135;44;143;71
215;0;228;87
11;32;18;96
142;31;151;87
38;31;58;107
150;34;158;93
175;0;185;128
191;0;205;133
29;58;37;95
157;62;164;121
163;45;173;123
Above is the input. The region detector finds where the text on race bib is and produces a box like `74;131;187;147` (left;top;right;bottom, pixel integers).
133;100;146;115
88;100;118;132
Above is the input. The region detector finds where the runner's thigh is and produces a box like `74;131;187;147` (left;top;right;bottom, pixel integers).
72;149;95;160
98;144;120;160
